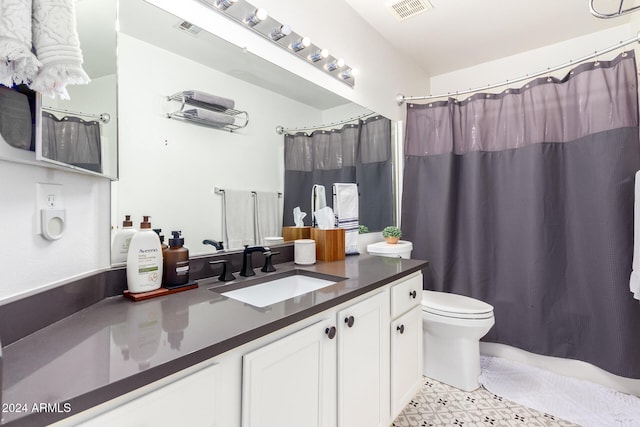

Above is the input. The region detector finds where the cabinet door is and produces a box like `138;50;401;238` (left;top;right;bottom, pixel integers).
242;318;337;427
337;291;390;427
391;305;423;419
79;362;221;427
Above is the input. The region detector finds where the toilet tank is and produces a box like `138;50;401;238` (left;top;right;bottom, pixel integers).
367;240;413;259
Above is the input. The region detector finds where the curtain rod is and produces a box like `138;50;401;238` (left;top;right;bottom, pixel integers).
275;110;376;135
214;187;282;197
397;32;640;105
42;106;111;123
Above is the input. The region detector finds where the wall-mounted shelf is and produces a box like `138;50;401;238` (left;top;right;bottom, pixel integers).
166;92;249;132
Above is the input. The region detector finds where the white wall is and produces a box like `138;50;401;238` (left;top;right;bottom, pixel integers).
116;34;322;255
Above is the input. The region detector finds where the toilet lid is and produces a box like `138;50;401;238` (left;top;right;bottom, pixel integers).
422;290;494;316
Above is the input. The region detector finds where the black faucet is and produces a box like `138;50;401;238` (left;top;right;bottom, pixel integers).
202;239;224;251
240;245;270;277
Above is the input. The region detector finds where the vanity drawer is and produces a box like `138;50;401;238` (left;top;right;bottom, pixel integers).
391;273;422;318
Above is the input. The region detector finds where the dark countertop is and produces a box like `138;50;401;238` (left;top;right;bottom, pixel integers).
0;254;427;426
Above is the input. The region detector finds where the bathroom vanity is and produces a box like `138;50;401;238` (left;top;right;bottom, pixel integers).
0;254;426;427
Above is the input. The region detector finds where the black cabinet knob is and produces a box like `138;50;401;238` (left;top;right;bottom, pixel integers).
409;290;417;299
397;324;405;334
325;326;337;339
344;315;355;328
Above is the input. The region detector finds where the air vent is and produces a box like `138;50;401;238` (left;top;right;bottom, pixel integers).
385;0;433;21
175;20;202;36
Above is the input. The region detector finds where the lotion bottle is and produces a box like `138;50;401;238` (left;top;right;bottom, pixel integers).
111;215;136;264
163;231;189;287
126;216;163;293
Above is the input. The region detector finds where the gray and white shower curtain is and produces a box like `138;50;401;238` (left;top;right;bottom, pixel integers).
402;51;640;378
283;115;393;231
41;112;102;173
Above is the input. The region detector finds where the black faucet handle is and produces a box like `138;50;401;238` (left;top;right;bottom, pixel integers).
209;259;235;282
261;251;279;273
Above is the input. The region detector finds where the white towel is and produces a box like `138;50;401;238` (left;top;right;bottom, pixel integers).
255;191;282;246
223;190;255;250
0;0;41;86
311;184;326;226
333;183;359;255
30;0;90;99
182;90;235;110
630;171;640;300
183;108;235;127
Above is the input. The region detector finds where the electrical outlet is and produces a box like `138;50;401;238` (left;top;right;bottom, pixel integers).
36;183;63;234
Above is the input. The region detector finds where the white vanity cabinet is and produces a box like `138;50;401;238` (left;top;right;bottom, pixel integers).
241;318;337;427
389;273;423;419
241;290;390;427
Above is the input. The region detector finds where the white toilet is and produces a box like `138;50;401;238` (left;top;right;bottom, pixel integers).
421;290;495;391
367;239;495;391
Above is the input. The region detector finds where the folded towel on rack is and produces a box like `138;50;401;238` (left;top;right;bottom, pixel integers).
30;0;90;99
630;171;640;300
223;190;255;250
183;108;235;127
0;86;32;150
0;0;41;86
255;191;282;246
333;183;359;255
182;90;235;110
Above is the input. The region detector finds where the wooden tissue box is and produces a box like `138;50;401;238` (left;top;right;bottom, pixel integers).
311;228;345;261
283;226;311;241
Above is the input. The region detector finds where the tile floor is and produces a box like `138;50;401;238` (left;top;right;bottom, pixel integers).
391;377;580;427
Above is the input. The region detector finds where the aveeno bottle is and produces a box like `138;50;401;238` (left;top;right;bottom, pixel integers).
126;216;163;293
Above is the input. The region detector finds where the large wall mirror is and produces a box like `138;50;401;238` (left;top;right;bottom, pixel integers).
112;0;395;262
0;0;118;179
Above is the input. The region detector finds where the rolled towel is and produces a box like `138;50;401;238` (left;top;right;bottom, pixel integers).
30;0;90;99
182;90;235;110
183;108;235;127
0;0;41;86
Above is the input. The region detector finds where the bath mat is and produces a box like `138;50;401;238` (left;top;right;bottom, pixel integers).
479;356;640;427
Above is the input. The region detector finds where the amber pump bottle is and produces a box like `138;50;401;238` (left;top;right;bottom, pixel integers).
163;231;190;287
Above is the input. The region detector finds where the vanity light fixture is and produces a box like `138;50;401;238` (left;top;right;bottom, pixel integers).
290;36;311;52
309;48;329;62
340;68;358;80
214;0;238;10
245;7;267;26
269;24;291;41
326;57;345;71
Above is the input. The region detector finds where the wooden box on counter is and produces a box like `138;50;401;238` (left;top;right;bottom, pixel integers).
283;226;311;241
311;228;345;261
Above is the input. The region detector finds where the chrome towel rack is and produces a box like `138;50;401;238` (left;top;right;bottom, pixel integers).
590;0;640;18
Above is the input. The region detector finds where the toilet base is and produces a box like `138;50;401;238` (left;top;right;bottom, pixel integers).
423;328;486;392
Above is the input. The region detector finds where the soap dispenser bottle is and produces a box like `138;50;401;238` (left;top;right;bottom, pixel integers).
163;231;190;287
126;216;163;293
111;215;136;264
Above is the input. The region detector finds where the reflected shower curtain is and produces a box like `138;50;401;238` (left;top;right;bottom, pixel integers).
402;51;640;378
283;115;393;231
41;112;102;173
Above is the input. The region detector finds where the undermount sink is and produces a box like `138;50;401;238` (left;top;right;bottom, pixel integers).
211;270;346;308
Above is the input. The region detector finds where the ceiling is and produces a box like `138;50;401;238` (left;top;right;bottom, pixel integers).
343;0;636;76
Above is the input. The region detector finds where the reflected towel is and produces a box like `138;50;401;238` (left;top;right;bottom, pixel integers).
30;0;90;99
255;191;282;246
333;183;359;255
183;90;235;110
183;108;235;127
223;190;255;250
631;170;640;300
311;184;326;226
0;0;40;86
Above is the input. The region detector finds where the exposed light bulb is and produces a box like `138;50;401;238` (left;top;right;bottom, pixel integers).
270;24;292;41
290;36;311;52
246;8;267;26
326;58;345;72
340;68;358;80
309;48;329;62
214;0;237;9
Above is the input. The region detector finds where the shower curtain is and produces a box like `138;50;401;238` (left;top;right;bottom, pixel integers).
402;51;640;378
41;112;102;173
283;115;393;231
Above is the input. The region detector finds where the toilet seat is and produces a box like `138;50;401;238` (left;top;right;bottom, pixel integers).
422;290;494;320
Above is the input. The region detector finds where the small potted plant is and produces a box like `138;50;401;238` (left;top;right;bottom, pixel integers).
382;226;402;244
359;225;369;234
